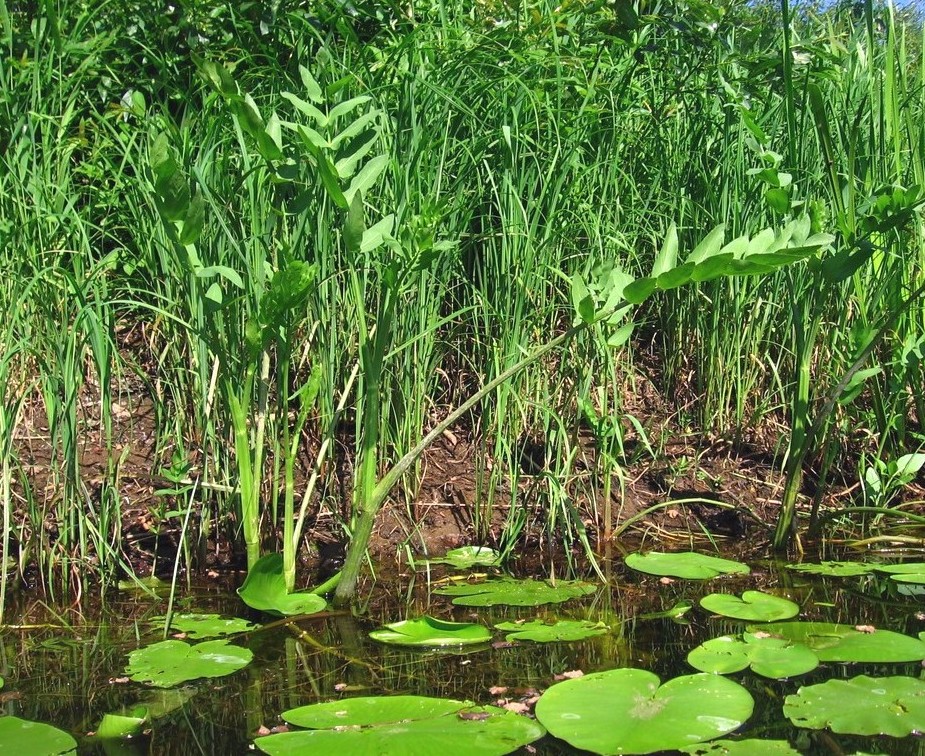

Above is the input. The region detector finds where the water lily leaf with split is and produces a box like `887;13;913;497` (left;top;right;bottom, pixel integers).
534;668;754;755
238;553;327;616
700;591;799;622
687;633;818;679
680;740;800;755
785;561;875;577
784;675;925;736
435;577;596;607
749;621;925;662
495;619;608;643
153;613;260;639
873;563;925;584
0;716;77;754
625;552;750;580
425;546;501;569
369;616;490;646
126;639;253;688
256;697;545;755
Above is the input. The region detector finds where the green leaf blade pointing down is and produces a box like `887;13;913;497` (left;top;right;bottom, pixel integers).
238;553;327;616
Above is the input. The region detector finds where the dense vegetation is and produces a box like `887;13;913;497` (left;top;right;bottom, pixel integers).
1;0;924;607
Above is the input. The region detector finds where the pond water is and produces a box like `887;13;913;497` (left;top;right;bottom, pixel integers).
3;551;925;754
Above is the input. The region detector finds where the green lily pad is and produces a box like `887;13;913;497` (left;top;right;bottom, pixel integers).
425;546;502;569
687;633;818;679
534;668;754;755
256;697;545;755
126;638;253;687
0;716;77;754
494;619;608;643
369;616;491;646
700;591;799;622
238;553;327;616
680;740;800;755
749;621;925;662
434;577;596;607
785;561;875;577
96;707;148;739
873;563;925;584
625;552;750;580
154;612;260;639
784;675;925;736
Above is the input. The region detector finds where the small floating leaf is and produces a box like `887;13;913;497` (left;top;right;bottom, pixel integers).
256;697;545;755
238;553;327;616
680;740;800;755
0;716;77;754
435;577;596;607
126;639;253;688
534;668;754;755
749;621;925;662
687;633;818;679
369;616;490;647
154;613;260;639
494;619;608;643
784;675;925;736
873;563;925;584
700;591;799;622
785;561;874;577
425;546;501;569
625;552;750;580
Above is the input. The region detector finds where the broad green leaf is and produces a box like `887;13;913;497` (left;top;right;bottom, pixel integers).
651;222;678;278
179;192;204;245
283;92;327;127
344;154;389;207
625;552;750;580
494;619;608;643
690;253;734;282
748;621;925;662
434;577;596;607
328;95;372;123
838;366;883;405
96;708;148;739
895;453;925;480
765;187;790;214
785;561;875;577
282;696;467;729
344;191;365;254
680;740;800;755
784;675;925;736
874;563;925;584
0;716;77;754
622;277;657;304
199;60;238;98
298;65;323;103
335;129;379;179
425;546;501;569
369;616;490;647
687;633;818;679
656;261;695;290
699;591;799;622
153;613;259;639
570;274;595;323
686;224;726;265
237;553;327;616
126;639;252;688
257;704;544;755
535;669;753;755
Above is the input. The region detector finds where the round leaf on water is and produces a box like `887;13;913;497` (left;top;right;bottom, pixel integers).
435;578;596;607
625;552;749;580
785;561;874;577
126;638;253;688
687;634;818;679
784;675;925;736
680;740;800;755
369;616;490;647
154;613;260;639
495;619;608;643
534;668;754;755
238;553;327;616
425;546;501;569
749;621;925;663
257;704;544;755
874;563;925;584
700;591;799;622
0;716;77;754
282;696;467;728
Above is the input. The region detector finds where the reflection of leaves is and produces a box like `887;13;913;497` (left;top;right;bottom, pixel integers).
435;577;596;607
785;561;874;577
152;613;260;639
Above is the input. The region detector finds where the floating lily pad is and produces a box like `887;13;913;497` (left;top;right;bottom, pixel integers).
256;696;545;755
153;613;260;639
700;591;799;622
680;740;800;755
625;552;750;580
785;561;875;577
494;619;608;643
687;633;818;679
425;546;502;569
0;716;77;754
749;621;925;662
873;563;925;584
126;638;253;688
369;616;491;647
534;668;754;754
434;577;596;607
238;553;327;616
784;675;925;736
96;707;148;739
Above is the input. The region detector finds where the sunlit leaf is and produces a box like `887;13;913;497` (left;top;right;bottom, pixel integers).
126;639;252;688
435;577;596;607
369;616;490;647
625;552;749;580
237;553;327;617
494;619;608;643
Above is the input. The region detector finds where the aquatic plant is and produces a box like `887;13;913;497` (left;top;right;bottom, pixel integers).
747;621;925;662
0;716;77;754
625;552;750;580
699;591;799;622
494;619;608;643
434;577;596;607
369;616;491;647
125;639;253;688
687;633;818;679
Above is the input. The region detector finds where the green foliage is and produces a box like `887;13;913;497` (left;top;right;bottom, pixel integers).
625;552;750;580
699;591;799;622
687;633;819;679
424;547;502;569
126;639;253;688
153;613;260;639
785;561;875;577
237;554;327;617
747;622;925;663
494;619;609;643
0;716;77;754
369;616;491;647
434;578;596;607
